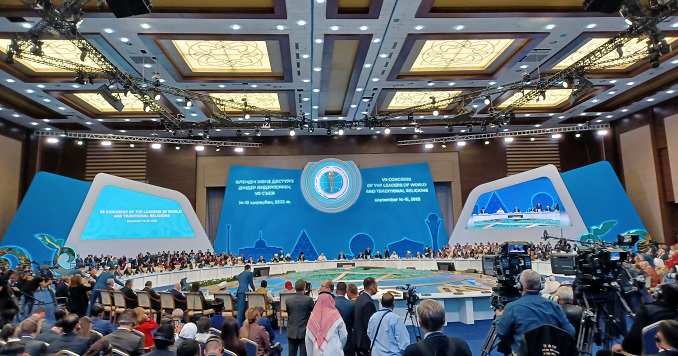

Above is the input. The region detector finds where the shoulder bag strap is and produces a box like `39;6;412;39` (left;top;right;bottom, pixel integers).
369;310;391;355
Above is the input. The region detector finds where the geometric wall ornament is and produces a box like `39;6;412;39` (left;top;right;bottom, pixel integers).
410;39;515;72
386;90;462;110
171;40;272;73
0;39;102;73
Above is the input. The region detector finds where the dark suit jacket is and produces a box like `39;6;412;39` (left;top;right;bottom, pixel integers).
236;270;255;294
92;317;113;336
335;296;355;352
258;317;276;342
35;329;60;344
121;286;139;309
170;289;187;310
142;286;161;310
353;292;377;351
146;349;176;356
622;302;678;355
45;333;92;355
20;336;47;356
103;328;145;356
285;292;314;339
403;333;472;356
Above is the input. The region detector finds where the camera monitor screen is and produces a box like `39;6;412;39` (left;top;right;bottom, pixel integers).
509;244;526;254
609;252;620;261
482;255;496;276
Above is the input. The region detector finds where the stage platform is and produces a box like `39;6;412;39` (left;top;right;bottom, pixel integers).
120;259;556;324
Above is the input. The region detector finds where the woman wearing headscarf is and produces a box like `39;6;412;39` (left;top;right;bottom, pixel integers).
174;322;197;349
305;293;347;356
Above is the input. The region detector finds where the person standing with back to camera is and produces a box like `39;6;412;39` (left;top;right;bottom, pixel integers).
286;280;315;356
236;264;255;326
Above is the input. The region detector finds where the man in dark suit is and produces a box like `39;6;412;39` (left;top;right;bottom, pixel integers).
286;279;314;356
651;320;678;356
335;282;356;356
121;279;139;309
46;314;92;355
403;299;471;356
19;318;47;356
146;324;175;356
353;277;378;356
170;282;187;310
142;281;161;312
103;309;144;356
91;304;113;336
88;266;124;316
236;264;255;326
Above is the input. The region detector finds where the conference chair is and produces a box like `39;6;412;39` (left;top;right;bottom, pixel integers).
158;292;176;317
279;292;295;334
213;292;237;318
642;321;662;355
99;290;115;322
223;350;238;356
112;349;130;356
90;329;103;339
246;293;274;317
110;290;128;322
209;327;222;336
136;291;159;320
241;338;258;356
186;292;215;318
54;351;79;356
520;324;576;356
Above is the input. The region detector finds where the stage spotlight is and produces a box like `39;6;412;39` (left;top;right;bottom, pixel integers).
384;126;391;134
407;113;414;122
466;123;473;132
264;115;271;123
185;97;192;107
432;108;439;116
97;84;125;112
5;51;15;64
481;122;487;131
30;38;43;56
153;89;161;101
562;77;574;89
447;125;453;132
568;75;593;105
79;47;88;62
87;75;95;85
415;123;421;133
236;130;242;137
289;127;296;136
74;73;86;85
338;128;345;135
244;112;251;120
143;103;151;113
484;96;491;105
326;128;332;136
255;128;261;136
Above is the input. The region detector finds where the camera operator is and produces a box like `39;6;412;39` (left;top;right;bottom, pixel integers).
597;283;678;356
0;270;21;312
553;285;583;336
495;269;575;354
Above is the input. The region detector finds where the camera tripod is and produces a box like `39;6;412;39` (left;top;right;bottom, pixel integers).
404;304;423;342
576;284;633;356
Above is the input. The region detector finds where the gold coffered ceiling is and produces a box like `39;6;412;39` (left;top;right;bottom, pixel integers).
387;91;462;110
172;40;272;73
0;39;102;73
73;92;146;113
410;39;515;72
209;92;281;112
498;89;574;108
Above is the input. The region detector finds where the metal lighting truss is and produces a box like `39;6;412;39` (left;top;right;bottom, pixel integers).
395;124;610;146
34;130;263;147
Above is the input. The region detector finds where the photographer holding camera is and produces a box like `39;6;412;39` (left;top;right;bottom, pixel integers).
495;269;575;354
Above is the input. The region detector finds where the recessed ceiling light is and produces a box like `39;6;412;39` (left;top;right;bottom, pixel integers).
596;119;603;123
415;25;424;30
302;79;311;82
86;122;92;125
72;84;80;88
504;137;513;142
120;130;126;133
44;128;51;131
330;26;340;31
234;147;244;152
647;98;655;102
316;0;325;3
372;38;381;43
191;113;198;116
315;38;323;44
427;82;435;86
313;88;320;93
672;60;678;64
667;90;675;94
356;88;363;92
97;119;104;121
350;104;357;108
22;23;32;29
313;67;321;71
37;84;45;88
606;115;613;118
627;82;635;85
545;24;555;30
364;64;372;68
362;98;370;102
549;113;555;116
141;23;150;29
103;28;113;33
596;112;602;115
6;79;15;83
301;54;310;59
610;80;617;84
520;64;528;69
672;23;678;28
621;109;628;112
297;20;307;26
218;84;225;88
58;106;66;110
592;99;599;103
276;25;285;31
43;118;50;122
608;91;616;95
303;98;310;101
558;116;565;119
586;24;597;28
448;82;455;86
231;24;241;30
534;124;540;127
43;98;51;102
488;81;496;85
120;37;129;42
503;128;509;132
580;113;587;116
424;143;434;149
30;122;38;126
312;105;319;109
26;89;34;93
124;118;130;121
455;25;464;30
143;64;152;68
372;78;379;81
379;53;388;58
524;114;531;117
360;26;368;31
251;84;258;88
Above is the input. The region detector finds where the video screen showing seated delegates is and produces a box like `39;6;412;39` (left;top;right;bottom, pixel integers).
466;177;571;230
80;185;195;240
214;159;446;260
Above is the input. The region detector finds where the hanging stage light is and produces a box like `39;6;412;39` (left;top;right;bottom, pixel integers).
432;108;439;116
185;97;192;107
338;128;345;135
264;115;271;122
143;103;151;113
484;96;491;105
79;47;88;62
153;89;161;101
407;113;414;122
74;72;86;85
289;127;296;136
244;113;251;120
562;77;574;89
466;123;473;132
384;126;391;134
255;128;261;136
236;130;242;137
326;128;332;136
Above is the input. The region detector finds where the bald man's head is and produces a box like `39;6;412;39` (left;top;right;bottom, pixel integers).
381;292;395;309
174;283;181;291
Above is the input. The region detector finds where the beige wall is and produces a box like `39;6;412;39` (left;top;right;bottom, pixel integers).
195;152;462;228
0;135;22;239
665;114;678;203
620;126;665;242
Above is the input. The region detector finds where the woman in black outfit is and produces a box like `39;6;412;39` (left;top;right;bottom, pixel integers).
67;274;93;317
221;318;247;356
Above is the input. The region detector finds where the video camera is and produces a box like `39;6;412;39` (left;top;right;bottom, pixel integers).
396;284;419;310
483;241;532;309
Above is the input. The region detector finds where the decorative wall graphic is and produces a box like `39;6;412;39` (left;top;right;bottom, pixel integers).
289;230;319;261
387;238;425;258
238;231;282;261
301;158;362;213
411;39;514;71
425;213;442;251
350;233;374;257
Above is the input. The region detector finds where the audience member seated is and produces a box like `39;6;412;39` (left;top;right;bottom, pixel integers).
554;285;583;336
142;281;162;312
0;340;28;356
210;298;226;329
598;283;678;356
254;280;274;312
83;339;113;356
91;304;113;336
404;299;471;356
36;309;66;344
654;320;678;356
255;306;281;356
171;283;188;310
102;309;144;356
221;318;247;356
189;281;211;311
174;322;197;349
172;309;186;335
203;335;224;356
240;308;271;356
46;313;92;355
121;280;139;309
134;307;158;350
495;270;575;354
146;324;175;356
1;323;20;345
195;316;212;343
19;318;47;356
176;339;201;356
78;316;102;344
